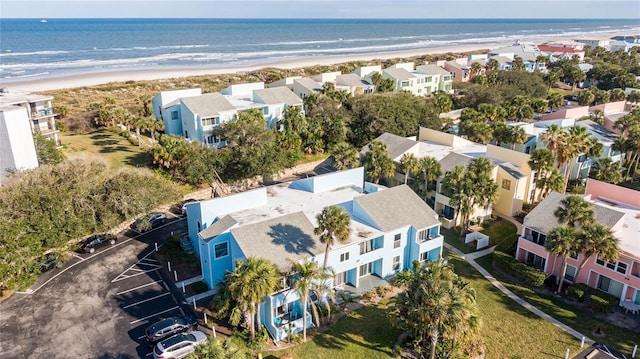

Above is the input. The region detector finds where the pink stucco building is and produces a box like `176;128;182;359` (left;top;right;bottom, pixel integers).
515;179;640;306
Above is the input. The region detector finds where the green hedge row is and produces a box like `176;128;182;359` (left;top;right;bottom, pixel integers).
590;291;618;313
493;250;546;287
567;283;590;302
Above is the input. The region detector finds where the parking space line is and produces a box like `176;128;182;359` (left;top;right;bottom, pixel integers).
130;306;179;325
72;254;85;260
123;292;171;309
112;250;162;282
116;280;163;296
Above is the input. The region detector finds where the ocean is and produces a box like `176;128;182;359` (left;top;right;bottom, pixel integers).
0;18;638;83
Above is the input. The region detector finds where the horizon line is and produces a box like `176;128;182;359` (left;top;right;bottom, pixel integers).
2;17;639;20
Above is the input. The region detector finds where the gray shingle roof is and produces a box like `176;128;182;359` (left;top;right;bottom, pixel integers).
200;215;237;242
230;211;321;271
439;152;474;174
336;73;373;87
383;67;416;81
254;87;303;106
354;185;440;232
360;133;418;160
181;93;236;117
524;192;625;234
293;78;323;93
417;64;451;76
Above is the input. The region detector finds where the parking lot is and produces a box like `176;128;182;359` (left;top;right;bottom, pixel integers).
0;215;194;359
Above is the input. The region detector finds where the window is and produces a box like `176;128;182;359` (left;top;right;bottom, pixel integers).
596;258;627;274
171;111;179;120
418;229;428;242
359;239;377;254
530;231;546;246
392;256;401;271
202;118;213;127
184;130;188;138
565;265;577;282
394;234;401;248
502;179;511;190
214;242;229;259
334;271;346;286
340;252;349;262
401;81;410;87
419;251;428;262
262;107;269;115
525;252;546;271
359;262;373;277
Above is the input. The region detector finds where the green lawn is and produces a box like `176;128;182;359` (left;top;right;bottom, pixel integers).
445;251;586;359
442;219;518;254
59;129;153;170
264;299;402;359
475;255;637;355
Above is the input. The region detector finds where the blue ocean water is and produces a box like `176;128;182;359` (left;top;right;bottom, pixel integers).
0;18;638;83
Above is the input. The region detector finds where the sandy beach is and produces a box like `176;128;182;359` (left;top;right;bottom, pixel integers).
0;32;627;93
0;42;516;92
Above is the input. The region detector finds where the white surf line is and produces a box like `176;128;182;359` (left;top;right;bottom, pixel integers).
123;292;171;309
130;306;179;325
30;217;186;293
117;280;164;296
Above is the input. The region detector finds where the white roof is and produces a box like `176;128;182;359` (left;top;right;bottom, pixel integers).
591;198;640;259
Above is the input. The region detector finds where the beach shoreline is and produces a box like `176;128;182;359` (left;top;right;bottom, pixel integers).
0;33;626;93
1;42;512;92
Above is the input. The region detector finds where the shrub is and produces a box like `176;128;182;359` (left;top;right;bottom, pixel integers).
590;292;617;313
493;250;545;287
191;281;209;294
544;275;557;289
361;289;378;301
128;136;139;146
568;283;590;302
375;285;392;297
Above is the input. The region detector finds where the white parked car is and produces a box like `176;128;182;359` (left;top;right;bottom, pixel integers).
153;331;207;359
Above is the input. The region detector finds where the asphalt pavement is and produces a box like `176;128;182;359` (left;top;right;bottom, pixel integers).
0;215;192;359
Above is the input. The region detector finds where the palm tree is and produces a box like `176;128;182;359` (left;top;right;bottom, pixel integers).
510;126;527;150
392;260;479;359
590;157;623;184
289;259;319;342
546;226;579;294
227;257;280;342
146;116;165;143
554;195;595;229
418;156;441;202
540;169;565;198
546;92;564;111
540;124;564;160
400;153;420;184
574;224;619;282
470;61;483;77
528;148;555;202
329;142;359;171
361;140;395;184
558;126;592;191
187;337;248;359
314;206;351;269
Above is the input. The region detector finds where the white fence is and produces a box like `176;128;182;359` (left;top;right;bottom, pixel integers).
465;231;489;250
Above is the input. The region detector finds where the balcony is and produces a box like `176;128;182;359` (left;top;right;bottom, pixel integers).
31;108;54;119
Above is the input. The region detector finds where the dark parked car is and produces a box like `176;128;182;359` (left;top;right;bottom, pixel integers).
39;253;58;272
78;233;117;253
145;315;197;344
132;212;167;232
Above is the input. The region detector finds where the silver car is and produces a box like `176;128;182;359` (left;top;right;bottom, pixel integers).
153;331;207;359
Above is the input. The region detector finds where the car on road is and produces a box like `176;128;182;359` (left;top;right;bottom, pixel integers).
145;315;197;344
78;233;117;253
180;199;198;215
153;331;207;359
133;212;167;232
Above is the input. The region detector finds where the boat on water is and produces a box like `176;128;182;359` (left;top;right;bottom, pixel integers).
40;19;47;23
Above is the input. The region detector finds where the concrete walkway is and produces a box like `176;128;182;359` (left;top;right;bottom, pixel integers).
494;211;523;235
444;242;593;344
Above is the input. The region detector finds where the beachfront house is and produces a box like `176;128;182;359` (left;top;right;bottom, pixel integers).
515;179;640;307
378;62;453;96
152;83;303;146
183;167;444;341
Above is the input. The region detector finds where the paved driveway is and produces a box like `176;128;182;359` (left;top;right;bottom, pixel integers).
0;216;192;359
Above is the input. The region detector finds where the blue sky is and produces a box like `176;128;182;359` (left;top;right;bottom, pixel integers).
1;0;639;19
